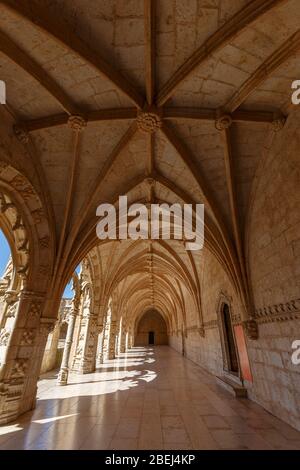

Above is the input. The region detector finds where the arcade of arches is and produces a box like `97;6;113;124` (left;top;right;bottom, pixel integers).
0;0;300;450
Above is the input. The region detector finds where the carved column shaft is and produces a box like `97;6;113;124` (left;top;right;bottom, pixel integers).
108;320;117;360
57;309;77;385
0;290;54;424
119;329;126;354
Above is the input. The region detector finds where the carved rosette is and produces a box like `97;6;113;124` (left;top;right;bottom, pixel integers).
68;115;87;132
272;115;286;132
137;111;162;134
243;319;259;340
20;329;36;346
215;114;233;131
13;125;30;145
198;326;205;338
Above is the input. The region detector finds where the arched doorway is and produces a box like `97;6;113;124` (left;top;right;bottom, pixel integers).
221;303;239;374
135;310;168;346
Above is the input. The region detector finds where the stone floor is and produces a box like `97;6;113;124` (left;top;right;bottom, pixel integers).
0;346;300;450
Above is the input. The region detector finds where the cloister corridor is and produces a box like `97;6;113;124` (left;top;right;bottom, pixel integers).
0;346;299;451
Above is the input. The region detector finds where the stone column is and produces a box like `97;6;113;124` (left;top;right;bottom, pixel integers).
40;320;61;374
120;328;126;354
107;320;117;360
128;331;134;348
57;305;79;385
72;314;97;374
0;290;54;424
125;331;129;350
96;328;104;366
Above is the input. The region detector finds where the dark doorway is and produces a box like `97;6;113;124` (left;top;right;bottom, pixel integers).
148;331;154;345
222;304;239;373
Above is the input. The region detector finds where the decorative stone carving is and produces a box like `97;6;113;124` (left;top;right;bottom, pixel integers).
12;213;25;231
255;298;300;324
0;192;14;213
4;290;18;305
198;326;205;337
243;319;259;340
28;300;43;320
13;125;30;144
39;236;50;249
0;328;10;346
10;359;29;378
1;258;13;285
272;115;286;132
137;111;162;134
11;176;35;201
203;320;218;330
17;263;29;279
5;303;18;319
31;209;44;224
145;176;155;188
17;238;29;254
215;114;233;131
21;329;36;345
68;115;87;132
0;161;9;173
57;368;68;385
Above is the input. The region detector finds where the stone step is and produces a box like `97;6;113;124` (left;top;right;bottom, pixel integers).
216;375;248;398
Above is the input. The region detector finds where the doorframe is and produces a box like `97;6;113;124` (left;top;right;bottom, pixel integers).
148;331;155;345
217;292;241;378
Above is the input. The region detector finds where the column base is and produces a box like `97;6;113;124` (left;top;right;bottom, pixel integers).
57;368;69;386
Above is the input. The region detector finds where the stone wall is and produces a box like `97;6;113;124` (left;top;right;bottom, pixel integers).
135;310;168;346
246;320;300;431
246;112;300;431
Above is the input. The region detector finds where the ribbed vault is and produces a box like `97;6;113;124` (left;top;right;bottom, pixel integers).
0;0;299;326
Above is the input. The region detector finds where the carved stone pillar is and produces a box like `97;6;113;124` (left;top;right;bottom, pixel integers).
96;327;104;366
0;290;54;424
57;275;81;385
119;329;126;354
124;331;129;350
72;314;97;374
107;320;117;360
57;306;77;385
128;332;134;349
40;320;61;374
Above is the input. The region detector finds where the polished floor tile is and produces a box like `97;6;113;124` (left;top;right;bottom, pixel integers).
0;346;299;450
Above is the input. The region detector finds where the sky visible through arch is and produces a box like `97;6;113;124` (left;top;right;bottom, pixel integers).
63;265;81;298
0;229;10;277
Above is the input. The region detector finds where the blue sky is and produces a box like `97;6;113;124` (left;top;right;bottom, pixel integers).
0;229;11;277
63;265;81;298
1;228;80;298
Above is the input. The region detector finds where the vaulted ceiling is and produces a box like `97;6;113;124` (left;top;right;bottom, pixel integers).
0;0;299;323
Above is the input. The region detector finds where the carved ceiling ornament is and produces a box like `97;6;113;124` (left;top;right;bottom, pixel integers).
215;114;233;131
272;115;286;132
137;110;162;134
68;115;87;132
13;125;30;145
